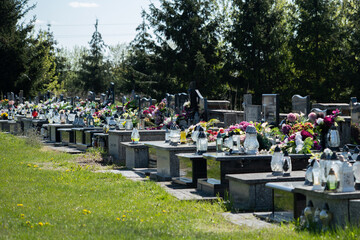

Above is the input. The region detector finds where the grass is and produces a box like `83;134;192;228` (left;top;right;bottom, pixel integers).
0;132;359;239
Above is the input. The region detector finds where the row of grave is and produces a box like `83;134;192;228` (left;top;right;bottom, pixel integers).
1;117;360;229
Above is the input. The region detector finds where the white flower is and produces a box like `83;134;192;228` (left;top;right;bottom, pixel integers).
316;118;324;125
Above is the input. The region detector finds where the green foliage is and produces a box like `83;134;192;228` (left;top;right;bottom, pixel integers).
77;19;112;95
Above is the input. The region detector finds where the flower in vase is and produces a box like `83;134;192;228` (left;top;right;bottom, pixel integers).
287;113;297;122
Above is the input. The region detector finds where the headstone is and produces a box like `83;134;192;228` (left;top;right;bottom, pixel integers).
109;82;115;104
7;92;10;100
243;94;253;120
35;96;39;104
292;95;310;115
19;90;23;103
10;92;14;101
310;108;327;118
262;94;279;126
100;93;106;103
139;97;152;112
165;93;175;116
351;97;360;126
224;113;237;127
245;105;262;122
175;93;188;113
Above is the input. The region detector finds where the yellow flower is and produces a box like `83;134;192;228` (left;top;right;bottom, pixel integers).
162;210;167;213
140;219;144;222
122;215;126;218
26;221;30;225
116;218;120;221
66;169;70;172
17;204;23;207
27;164;32;167
45;222;50;226
20;214;25;218
33;165;38;168
38;222;44;226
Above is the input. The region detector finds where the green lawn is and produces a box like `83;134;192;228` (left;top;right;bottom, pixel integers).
0;133;358;239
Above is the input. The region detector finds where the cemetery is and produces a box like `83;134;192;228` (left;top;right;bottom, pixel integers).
4;0;360;239
1;84;360;238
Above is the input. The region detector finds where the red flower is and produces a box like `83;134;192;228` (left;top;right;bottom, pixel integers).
301;130;313;140
324;116;334;127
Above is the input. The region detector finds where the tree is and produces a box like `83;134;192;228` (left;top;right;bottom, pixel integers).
78;19;112;94
289;0;346;102
226;0;291;108
145;0;223;98
0;0;35;97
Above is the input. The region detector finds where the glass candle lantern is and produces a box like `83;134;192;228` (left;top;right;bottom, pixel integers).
305;159;315;186
352;146;360;161
312;160;323;190
327;125;340;149
243;125;259;155
125;117;133;130
216;131;223;153
326;168;337;191
87;114;95;127
196;127;208;155
338;161;355;192
271;145;283;176
60;112;66;124
180;126;187;144
319;203;332;232
73;114;79;127
304;200;314;227
353;156;360;190
108;116;117;130
282;151;292;177
78;115;85;127
131;127;140;144
169;124;180;146
53;112;60;124
191;125;201;144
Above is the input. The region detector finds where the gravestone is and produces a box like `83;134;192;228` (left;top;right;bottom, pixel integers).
292;95;310;115
262;94;279;126
351;97;360;126
175;93;188;114
165;93;175;116
245;105;262;123
243;94;253;120
100;93;106;103
7;92;10;100
19;90;24;103
139;97;152;112
310;108;327;118
10;92;14;101
35;96;39;104
88;91;95;102
108;82;115;104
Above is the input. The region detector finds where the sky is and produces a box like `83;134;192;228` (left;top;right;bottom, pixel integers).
23;0;159;50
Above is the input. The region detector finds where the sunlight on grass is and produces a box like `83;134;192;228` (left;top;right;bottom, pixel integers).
0;133;359;239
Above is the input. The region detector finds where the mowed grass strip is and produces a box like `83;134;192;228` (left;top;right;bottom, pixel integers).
0;133;359;239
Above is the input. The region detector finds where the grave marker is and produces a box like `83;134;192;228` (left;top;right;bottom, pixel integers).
245;105;262;122
292;95;310;115
262;94;279;126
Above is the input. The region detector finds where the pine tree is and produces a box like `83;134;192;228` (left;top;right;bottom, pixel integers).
289;0;344;101
0;0;35;96
226;0;290;105
78;19;112;94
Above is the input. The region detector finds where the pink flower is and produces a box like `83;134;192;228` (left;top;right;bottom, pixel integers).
313;141;321;150
332;109;340;116
308;112;317;122
324;116;334;127
287;113;297;122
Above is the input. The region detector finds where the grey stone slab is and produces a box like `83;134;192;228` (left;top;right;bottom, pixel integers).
121;142;149;168
222;212;276;229
226;171;305;184
245;105;262;123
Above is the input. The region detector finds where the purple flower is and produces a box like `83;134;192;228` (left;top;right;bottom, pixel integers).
287;113;297;122
301;130;313;140
313;140;321;150
239;121;250;131
281;124;292;135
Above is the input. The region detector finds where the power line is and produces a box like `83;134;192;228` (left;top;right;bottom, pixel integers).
36;23;139;27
